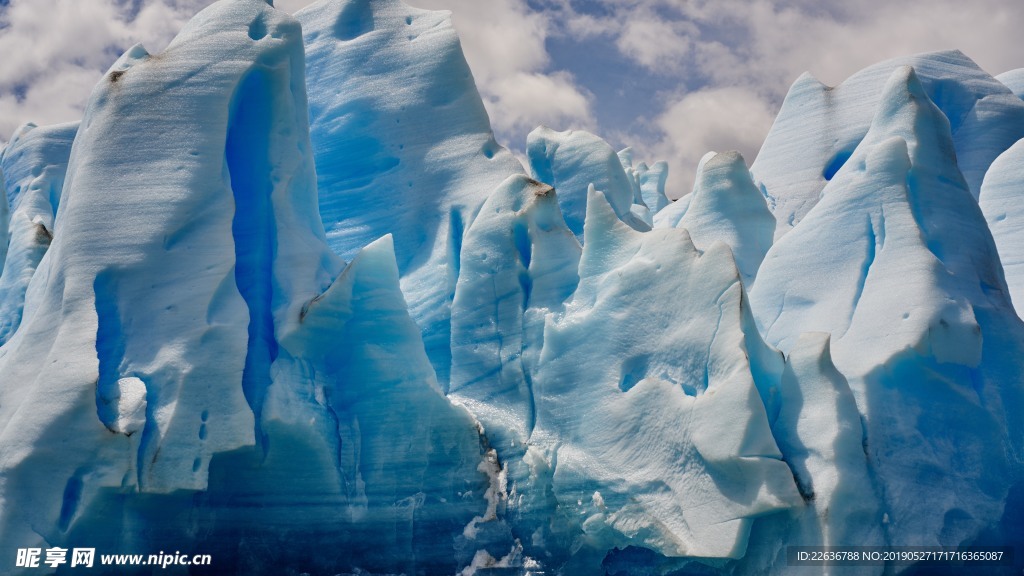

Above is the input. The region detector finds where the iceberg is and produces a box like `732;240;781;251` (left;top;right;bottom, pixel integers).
0;2;490;573
0;0;324;540
654;151;774;286
0;0;1022;574
0;121;77;345
750;66;1024;555
980;138;1024;313
521;190;800;567
652;150;717;230
526;126;651;239
998;68;1024;100
752;51;1024;237
296;0;523;385
771;332;883;552
449;174;581;458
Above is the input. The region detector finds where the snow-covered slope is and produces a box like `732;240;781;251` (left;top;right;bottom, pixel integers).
0;1;1022;574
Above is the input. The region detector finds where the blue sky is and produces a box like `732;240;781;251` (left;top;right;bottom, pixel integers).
0;0;1022;196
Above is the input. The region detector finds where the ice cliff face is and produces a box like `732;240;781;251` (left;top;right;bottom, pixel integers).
0;1;487;572
752;50;1024;238
0;1;1023;575
749;67;1024;570
297;0;523;385
0;121;77;345
981;139;1024;311
526;126;651;239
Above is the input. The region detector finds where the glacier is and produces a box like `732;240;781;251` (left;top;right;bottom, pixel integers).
749;66;1024;568
0;121;77;346
297;0;523;385
751;50;1024;237
0;0;1022;574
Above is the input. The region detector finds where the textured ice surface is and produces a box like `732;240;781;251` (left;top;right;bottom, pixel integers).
264;235;489;574
297;0;523;385
735;334;885;576
750;66;1024;555
656;151;774;286
0;121;77;345
0;2;489;572
980;138;1024;313
0;0;322;535
449;174;580;458
527;126;651;239
0;1;1023;574
617;147;670;224
753;50;1024;237
998;68;1024;100
653;150;717;229
520;190;800;566
773;333;883;548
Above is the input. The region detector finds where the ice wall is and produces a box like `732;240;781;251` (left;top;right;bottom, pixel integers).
0;2;491;573
750;67;1024;558
753;51;1024;238
980;139;1024;313
0;121;77;345
297;0;523;385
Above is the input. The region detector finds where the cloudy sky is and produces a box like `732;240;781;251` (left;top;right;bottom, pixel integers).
0;0;1022;196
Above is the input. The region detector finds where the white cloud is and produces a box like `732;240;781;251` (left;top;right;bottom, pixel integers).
0;0;1019;195
0;0;593;150
549;0;1024;196
593;0;1024;89
614;17;694;72
0;0;207;140
645;87;776;199
484;71;594;136
407;0;594;141
685;0;1024;95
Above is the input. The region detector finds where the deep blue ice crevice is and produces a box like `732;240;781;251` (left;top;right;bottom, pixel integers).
226;68;280;450
846;214;877;333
